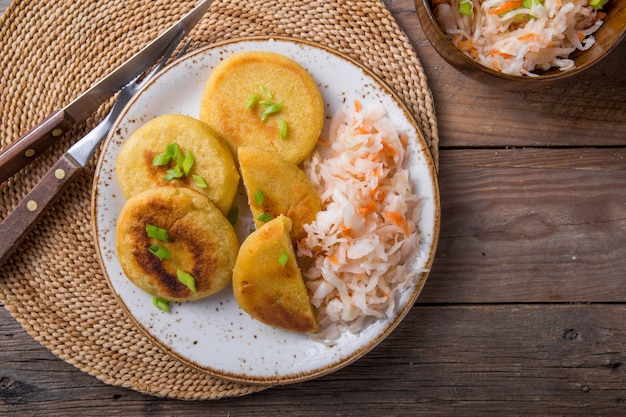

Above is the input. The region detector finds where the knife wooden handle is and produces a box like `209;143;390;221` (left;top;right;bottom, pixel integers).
0;110;75;183
0;153;83;265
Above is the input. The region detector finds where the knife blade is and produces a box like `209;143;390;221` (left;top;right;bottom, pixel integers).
0;0;213;184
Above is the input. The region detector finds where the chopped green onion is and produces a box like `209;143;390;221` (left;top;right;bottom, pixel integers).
279;119;288;139
278;251;289;267
193;174;208;189
154;143;202;181
259;84;273;99
182;151;195;175
459;0;472;16
245;93;259;110
146;224;169;241
589;0;608;8
522;0;541;8
148;244;171;260
261;102;283;121
177;269;197;293
153;143;180;166
256;212;273;223
164;166;184;181
164;142;179;156
152;296;170;312
227;206;239;225
152;153;171;166
247;86;287;139
254;189;265;206
172;146;184;168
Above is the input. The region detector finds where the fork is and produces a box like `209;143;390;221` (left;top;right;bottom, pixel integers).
0;34;192;266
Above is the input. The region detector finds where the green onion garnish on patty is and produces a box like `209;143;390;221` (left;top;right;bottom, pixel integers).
177;269;197;293
148;244;171;260
146;224;169;241
278;251;289;267
256;212;273;223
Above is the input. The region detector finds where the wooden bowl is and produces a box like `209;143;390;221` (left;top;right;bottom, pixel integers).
415;0;626;88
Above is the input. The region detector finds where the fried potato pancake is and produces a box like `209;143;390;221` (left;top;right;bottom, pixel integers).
116;113;239;215
199;51;324;165
116;187;239;303
232;215;318;333
238;146;321;242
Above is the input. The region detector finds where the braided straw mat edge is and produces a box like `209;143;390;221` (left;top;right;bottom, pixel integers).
0;0;439;400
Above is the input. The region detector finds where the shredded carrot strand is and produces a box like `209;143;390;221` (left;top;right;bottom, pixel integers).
456;38;479;59
341;224;353;238
317;137;330;146
353;100;362;113
384;212;410;236
457;38;474;51
492;57;501;72
399;133;408;149
517;33;537;41
356;126;370;135
358;201;377;217
382;141;398;157
490;49;514;58
488;0;523;15
369;188;378;200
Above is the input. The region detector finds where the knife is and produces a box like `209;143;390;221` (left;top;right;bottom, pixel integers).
0;0;213;184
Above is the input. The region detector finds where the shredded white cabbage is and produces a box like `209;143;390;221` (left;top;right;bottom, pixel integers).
297;102;423;343
433;0;606;75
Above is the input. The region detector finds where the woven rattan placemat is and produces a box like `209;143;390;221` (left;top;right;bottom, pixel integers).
0;0;438;399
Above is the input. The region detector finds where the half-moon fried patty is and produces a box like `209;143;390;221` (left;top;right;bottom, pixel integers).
199;51;324;165
232;215;318;333
116;187;239;302
238;146;321;242
116;113;239;215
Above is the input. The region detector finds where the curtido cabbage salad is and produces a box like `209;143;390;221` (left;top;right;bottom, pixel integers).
432;0;608;75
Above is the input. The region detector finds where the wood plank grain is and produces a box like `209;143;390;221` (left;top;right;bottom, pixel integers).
419;148;626;304
2;302;626;415
1;0;625;414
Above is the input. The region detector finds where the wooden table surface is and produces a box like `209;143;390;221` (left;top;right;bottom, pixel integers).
1;0;625;415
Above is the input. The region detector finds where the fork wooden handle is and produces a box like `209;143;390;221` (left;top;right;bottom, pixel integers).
0;110;75;183
0;153;83;265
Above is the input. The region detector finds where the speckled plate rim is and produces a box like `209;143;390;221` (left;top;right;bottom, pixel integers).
91;36;440;385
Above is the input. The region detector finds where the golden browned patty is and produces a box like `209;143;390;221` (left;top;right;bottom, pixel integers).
116;113;240;215
116;187;239;303
199;51;324;165
238;146;321;242
232;215;318;333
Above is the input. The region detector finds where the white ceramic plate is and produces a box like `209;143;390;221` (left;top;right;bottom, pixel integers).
92;37;439;384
